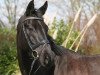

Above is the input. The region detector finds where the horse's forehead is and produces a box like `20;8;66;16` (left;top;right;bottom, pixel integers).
18;15;48;32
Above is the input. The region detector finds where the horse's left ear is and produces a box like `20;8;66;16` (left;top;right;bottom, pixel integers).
25;0;34;16
37;1;48;16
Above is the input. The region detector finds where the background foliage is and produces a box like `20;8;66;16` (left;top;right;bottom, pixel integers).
0;28;18;75
49;18;79;49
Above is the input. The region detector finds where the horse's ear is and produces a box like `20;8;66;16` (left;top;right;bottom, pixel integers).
37;1;48;16
25;0;34;16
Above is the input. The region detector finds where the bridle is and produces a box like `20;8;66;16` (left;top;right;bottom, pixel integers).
22;16;50;75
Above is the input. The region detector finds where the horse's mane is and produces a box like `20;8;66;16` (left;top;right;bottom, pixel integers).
47;35;67;56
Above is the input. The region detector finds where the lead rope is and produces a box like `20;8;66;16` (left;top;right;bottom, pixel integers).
33;65;41;75
29;57;38;75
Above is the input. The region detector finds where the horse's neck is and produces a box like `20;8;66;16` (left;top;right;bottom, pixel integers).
52;44;67;56
47;34;82;59
52;43;82;59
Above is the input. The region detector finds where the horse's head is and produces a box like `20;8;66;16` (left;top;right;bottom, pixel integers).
17;0;55;72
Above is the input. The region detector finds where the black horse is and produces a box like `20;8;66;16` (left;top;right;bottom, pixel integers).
17;0;55;75
17;0;100;75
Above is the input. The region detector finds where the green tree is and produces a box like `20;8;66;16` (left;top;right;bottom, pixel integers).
49;18;79;49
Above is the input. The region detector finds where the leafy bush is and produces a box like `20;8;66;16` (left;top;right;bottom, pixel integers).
49;18;79;49
0;28;18;75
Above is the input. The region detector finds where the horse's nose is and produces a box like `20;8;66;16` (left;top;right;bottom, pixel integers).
44;55;49;65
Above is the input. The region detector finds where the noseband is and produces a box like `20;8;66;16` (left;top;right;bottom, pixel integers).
22;17;50;75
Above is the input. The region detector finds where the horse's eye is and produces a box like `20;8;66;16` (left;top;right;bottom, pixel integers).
24;24;33;30
24;24;29;28
28;27;33;31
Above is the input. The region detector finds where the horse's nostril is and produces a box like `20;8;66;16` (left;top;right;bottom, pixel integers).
32;50;39;58
45;60;48;64
44;56;49;64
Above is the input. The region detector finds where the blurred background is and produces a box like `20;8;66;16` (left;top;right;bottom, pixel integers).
0;0;100;75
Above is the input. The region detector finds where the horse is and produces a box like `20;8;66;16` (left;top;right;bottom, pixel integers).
51;45;100;75
17;0;55;75
17;0;100;75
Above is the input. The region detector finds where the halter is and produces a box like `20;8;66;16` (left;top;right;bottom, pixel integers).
22;16;50;75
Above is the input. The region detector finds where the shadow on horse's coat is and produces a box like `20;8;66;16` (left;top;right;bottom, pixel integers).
17;0;55;75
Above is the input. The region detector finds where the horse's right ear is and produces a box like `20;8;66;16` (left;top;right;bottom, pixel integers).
25;0;34;16
37;1;48;16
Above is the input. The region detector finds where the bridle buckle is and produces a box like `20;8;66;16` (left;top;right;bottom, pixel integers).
32;50;39;59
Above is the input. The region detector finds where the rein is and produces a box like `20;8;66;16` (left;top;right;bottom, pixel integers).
22;17;50;75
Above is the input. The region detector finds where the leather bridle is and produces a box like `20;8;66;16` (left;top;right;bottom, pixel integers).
22;17;50;75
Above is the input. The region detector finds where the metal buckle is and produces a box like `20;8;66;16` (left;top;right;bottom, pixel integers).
32;50;39;58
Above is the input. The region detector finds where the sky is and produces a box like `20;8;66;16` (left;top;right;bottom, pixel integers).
0;0;3;3
0;0;67;27
33;0;68;23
